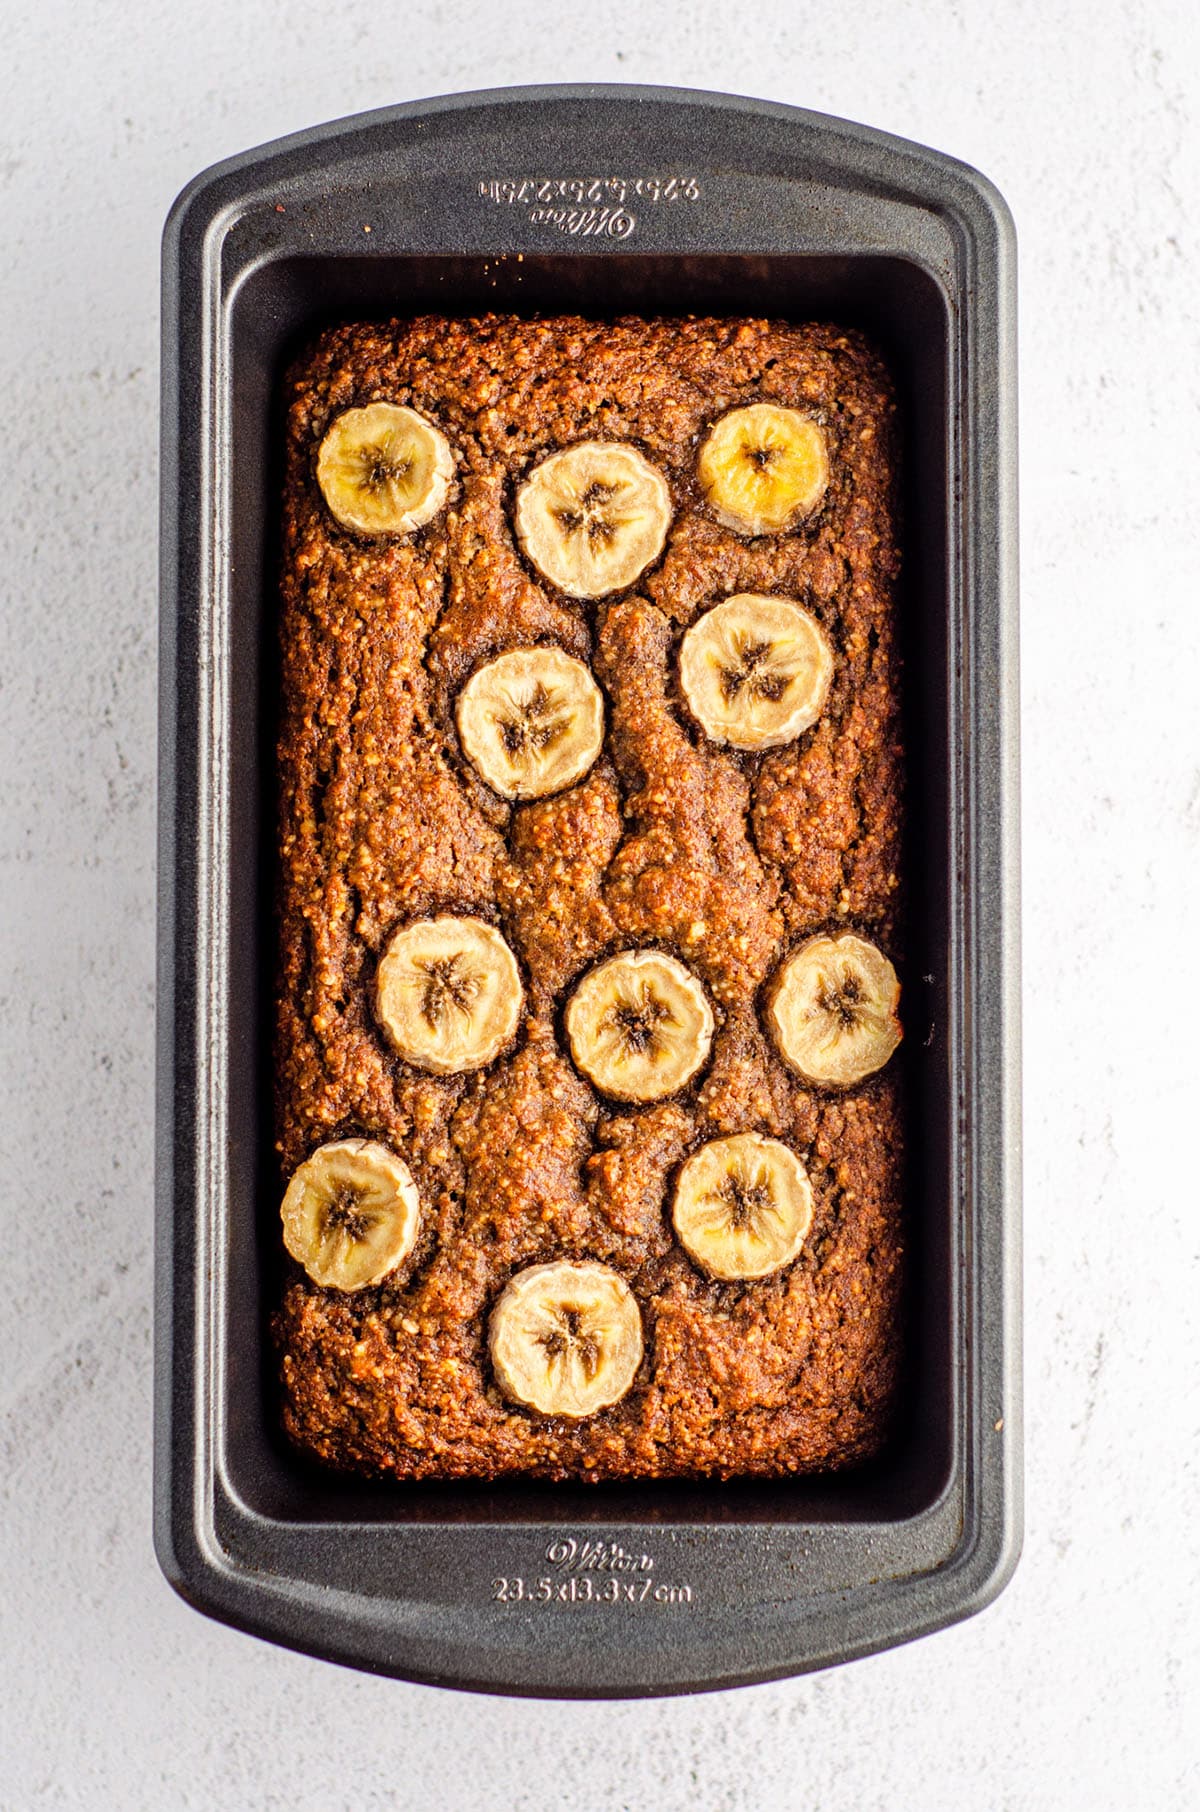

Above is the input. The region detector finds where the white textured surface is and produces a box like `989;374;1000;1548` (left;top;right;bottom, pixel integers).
2;0;1198;1804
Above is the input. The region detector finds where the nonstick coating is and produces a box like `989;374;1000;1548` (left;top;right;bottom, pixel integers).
156;84;1021;1695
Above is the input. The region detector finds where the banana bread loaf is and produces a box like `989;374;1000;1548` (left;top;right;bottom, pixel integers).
274;312;905;1481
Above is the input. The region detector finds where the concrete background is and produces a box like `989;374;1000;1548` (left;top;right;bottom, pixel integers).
2;0;1198;1805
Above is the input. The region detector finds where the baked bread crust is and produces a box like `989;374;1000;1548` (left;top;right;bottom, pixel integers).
274;314;905;1480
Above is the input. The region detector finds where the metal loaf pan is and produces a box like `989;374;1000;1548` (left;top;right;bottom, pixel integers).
156;84;1021;1696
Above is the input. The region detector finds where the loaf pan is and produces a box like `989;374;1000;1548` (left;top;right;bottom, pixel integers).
155;83;1021;1696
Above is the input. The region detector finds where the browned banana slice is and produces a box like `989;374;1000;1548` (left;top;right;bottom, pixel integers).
766;932;902;1087
489;1260;643;1417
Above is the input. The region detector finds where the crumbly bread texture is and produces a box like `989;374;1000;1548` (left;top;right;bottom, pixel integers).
274;314;905;1480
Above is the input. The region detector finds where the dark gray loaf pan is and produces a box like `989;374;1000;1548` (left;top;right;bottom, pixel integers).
155;83;1021;1696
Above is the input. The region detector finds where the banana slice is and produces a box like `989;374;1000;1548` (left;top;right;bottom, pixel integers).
672;1132;813;1280
679;594;833;750
489;1260;643;1417
376;915;523;1074
316;402;454;535
697;403;829;537
766;932;902;1087
456;647;605;800
514;441;673;599
280;1138;421;1291
564;949;715;1102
